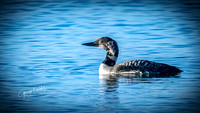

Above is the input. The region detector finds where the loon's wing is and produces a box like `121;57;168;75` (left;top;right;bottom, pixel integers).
113;60;182;76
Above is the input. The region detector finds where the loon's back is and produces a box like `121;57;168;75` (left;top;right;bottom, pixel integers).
112;60;182;77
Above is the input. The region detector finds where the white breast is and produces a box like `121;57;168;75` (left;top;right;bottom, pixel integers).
99;63;114;74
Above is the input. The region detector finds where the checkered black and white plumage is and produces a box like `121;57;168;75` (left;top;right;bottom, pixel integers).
112;60;182;77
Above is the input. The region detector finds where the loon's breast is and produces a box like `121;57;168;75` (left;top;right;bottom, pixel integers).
99;63;114;74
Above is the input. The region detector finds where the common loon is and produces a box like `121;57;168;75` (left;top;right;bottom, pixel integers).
82;37;182;77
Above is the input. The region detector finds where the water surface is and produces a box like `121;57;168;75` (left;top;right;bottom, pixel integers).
0;0;200;112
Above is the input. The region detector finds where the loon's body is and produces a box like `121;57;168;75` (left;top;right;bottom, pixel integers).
82;37;182;77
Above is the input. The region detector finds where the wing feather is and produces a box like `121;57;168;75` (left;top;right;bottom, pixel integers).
112;60;182;76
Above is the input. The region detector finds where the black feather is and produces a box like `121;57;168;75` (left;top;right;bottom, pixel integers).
113;60;182;76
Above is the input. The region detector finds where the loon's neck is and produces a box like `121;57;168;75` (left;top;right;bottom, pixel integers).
102;50;119;66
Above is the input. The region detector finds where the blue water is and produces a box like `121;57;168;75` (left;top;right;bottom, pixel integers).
0;0;200;112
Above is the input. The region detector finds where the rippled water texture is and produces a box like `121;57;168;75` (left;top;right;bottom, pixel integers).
0;0;200;112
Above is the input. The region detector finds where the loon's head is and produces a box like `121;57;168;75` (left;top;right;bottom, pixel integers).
82;37;119;66
82;37;118;55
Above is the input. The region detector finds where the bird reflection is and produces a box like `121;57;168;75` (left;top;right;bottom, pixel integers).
99;73;154;94
97;75;120;112
98;73;151;112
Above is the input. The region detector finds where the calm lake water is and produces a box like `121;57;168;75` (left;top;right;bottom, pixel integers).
0;0;200;112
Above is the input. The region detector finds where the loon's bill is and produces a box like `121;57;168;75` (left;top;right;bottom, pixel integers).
82;42;97;46
82;37;182;78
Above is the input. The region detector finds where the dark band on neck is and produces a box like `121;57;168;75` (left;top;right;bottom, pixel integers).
103;58;116;66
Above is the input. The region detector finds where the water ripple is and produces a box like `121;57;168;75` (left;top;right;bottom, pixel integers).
0;0;200;112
